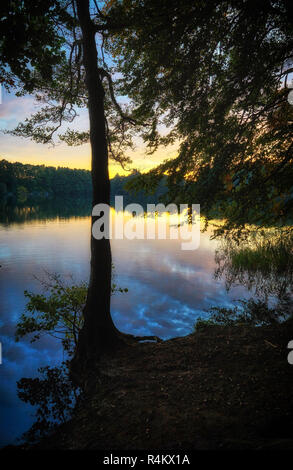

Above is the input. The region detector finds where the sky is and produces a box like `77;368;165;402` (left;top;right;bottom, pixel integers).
0;87;178;178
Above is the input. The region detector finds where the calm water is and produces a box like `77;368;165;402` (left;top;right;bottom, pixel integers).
0;202;252;447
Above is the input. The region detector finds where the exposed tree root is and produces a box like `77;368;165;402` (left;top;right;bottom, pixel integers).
117;331;163;344
69;328;163;388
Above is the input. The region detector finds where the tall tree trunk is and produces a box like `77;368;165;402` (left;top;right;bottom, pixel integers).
71;0;121;375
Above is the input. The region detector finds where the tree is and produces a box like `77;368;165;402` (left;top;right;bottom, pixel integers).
71;0;121;374
0;0;71;92
17;363;78;443
1;1;159;379
106;0;293;236
4;0;291;376
15;272;128;442
15;272;128;357
0;159;93;200
15;275;86;443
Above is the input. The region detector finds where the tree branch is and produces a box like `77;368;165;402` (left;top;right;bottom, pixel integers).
98;67;139;125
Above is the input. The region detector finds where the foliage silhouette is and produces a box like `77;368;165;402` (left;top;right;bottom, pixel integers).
16;272;128;443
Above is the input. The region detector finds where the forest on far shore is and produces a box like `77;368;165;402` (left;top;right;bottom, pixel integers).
0;159;166;204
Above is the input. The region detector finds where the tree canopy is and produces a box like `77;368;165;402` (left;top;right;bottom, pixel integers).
0;159;92;199
0;0;72;92
1;0;293;368
1;0;136;169
105;0;293;234
3;1;292;235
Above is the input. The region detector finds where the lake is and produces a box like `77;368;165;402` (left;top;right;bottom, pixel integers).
0;201;253;446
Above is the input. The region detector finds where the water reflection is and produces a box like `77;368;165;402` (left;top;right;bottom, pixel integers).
0;202;273;446
215;229;293;315
0;197;91;225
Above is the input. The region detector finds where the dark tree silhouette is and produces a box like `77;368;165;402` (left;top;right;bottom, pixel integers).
71;0;122;374
1;1;160;379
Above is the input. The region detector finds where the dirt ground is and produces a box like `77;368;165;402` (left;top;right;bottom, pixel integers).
26;320;293;450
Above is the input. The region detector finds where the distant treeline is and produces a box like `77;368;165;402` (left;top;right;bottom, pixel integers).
0;159;166;204
0;159;92;200
110;173;166;206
